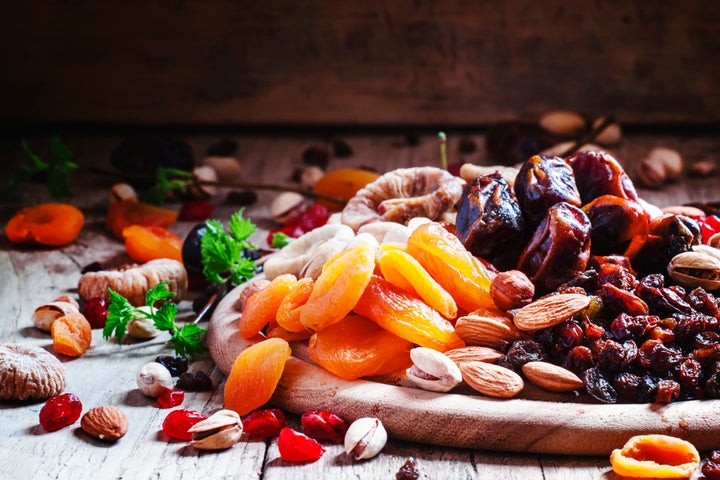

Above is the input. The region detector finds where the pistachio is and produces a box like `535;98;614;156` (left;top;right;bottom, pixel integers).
136;362;174;398
299;165;325;190
270;191;306;224
668;249;720;290
344;417;387;460
109;182;138;204
636;147;684;187
406;347;462;392
202;155;243;182
188;409;243;450
32;298;81;332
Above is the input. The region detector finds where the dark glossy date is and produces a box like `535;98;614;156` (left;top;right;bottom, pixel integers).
565;150;638;205
633;213;702;275
582;195;649;258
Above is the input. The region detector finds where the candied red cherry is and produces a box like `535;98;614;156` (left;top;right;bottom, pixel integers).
157;389;185;408
301;410;347;444
162;409;207;440
278;427;325;463
82;297;108;329
242;408;286;438
179;200;214;221
39;393;82;432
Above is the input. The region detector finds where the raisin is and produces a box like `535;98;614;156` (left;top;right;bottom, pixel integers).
702;459;720;480
563;346;595;374
396;457;421;480
597;339;637;372
677;359;703;390
39;393;82;432
301;146;329;169
687;287;720;317
499;340;548;372
332;139;353;158
584;367;618;403
555;321;584;351
654;379;681;403
176;372;213;391
609;314;657;342
613;372;642;401
155;355;189;377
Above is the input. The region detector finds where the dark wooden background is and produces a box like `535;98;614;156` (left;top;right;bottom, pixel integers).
1;0;718;128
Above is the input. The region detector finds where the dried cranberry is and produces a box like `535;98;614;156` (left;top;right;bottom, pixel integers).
157;389;185;408
39;393;82;432
301;410;348;444
82;297;108;329
243;408;286;438
179;200;214;221
277;427;325;463
175;372;212;391
162;409;207;440
155;355;189;377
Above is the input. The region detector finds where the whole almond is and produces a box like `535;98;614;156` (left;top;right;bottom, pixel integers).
512;293;590;331
522;361;585;392
458;361;524;398
81;406;128;441
445;346;503;365
455;308;523;349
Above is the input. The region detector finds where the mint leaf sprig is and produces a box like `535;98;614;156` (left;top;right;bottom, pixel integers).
200;209;260;287
103;282;207;358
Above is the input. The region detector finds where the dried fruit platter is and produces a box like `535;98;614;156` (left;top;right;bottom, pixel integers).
208;277;720;456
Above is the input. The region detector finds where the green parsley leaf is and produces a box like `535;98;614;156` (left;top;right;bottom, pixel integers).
153;302;177;332
270;231;293;248
170;324;208;358
142;167;194;205
146;281;176;306
104;289;136;344
229;209;257;246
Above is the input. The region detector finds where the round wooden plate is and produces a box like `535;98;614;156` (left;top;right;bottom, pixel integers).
208;279;720;456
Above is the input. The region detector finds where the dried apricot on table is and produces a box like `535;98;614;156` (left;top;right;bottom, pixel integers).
5;203;84;246
406;221;495;312
106;199;178;239
308;314;412;380
239;274;297;339
122;225;183;263
610;434;700;479
51;312;92;357
224;338;292;416
300;242;376;332
353;275;464;352
379;248;458;319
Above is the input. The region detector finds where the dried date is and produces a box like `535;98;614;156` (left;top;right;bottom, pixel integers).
582;195;649;258
565;150;638;205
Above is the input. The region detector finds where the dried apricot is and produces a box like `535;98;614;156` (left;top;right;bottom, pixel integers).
265;321;312;342
312;168;380;211
122;225;183;263
5;203;84;246
106;199;178;239
300;243;376;332
224;338;292;416
276;277;314;333
239;274;297;339
353;275;465;352
610;434;700;479
379;248;457;319
51;312;92;357
406;222;495;312
308;314;412;380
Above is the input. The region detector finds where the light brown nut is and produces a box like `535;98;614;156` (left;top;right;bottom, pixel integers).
270;191;306;224
512;293;590;331
444;346;503;365
459;163;519;187
32;300;81;332
455;308;523;349
202;155;243;182
78;259;187;306
109;183;138;204
490;270;534;311
0;343;67;401
188;409;243;450
521;361;585;392
539;110;587;137
591;117;622;145
458;361;524;398
81;406;128;441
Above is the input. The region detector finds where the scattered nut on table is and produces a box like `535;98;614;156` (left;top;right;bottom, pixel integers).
344;417;387;460
538;110;587;137
32;297;81;332
635;147;683;188
81;406;128;441
188;409;243;450
136;361;174;397
270;191;306;224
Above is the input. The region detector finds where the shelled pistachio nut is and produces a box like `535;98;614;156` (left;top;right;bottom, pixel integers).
188;409;243;450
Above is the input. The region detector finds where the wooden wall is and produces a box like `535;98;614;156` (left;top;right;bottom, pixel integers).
1;0;718;127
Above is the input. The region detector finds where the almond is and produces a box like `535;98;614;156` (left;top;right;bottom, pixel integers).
512;293;590;331
81;406;128;441
458;361;524;398
445;346;503;365
521;361;585;392
455;308;524;349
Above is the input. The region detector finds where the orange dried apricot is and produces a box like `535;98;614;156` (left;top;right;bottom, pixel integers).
122;225;183;263
276;277;314;333
51;312;92;357
312;168;380;210
379;248;458;319
106;199;178;239
300;242;375;332
308;314;412;380
5;203;84;246
353;275;465;352
406;222;495;312
239;274;297;339
224;338;292;416
266;320;313;342
610;434;699;479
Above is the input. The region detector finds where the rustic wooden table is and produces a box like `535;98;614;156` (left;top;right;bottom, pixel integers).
1;130;718;479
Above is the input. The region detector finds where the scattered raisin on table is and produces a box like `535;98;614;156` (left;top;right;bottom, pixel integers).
396;456;421;480
155;355;189;377
176;372;213;391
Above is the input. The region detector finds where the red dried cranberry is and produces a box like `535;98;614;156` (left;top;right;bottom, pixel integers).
82;297;108;329
162;409;207;440
157;389;185;409
179;200;214;221
242;408;286;438
277;427;325;463
300;410;347;444
39;393;82;432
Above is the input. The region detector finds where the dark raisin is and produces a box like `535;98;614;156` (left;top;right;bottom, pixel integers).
613;371;642;401
674;314;718;346
499;340;548;372
677;359;703;390
81;262;104;274
702;458;720;480
597;339;637;372
555;321;584;351
609;314;657;342
563;346;595;374
647;343;683;374
176;372;213;391
395;457;420;480
687;287;720;317
583;367;618;403
693;331;720;349
331;139;353;158
155;355;189;377
635;375;659;403
705;371;720;398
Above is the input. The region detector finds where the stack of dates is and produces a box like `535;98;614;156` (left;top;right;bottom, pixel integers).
455;150;720;404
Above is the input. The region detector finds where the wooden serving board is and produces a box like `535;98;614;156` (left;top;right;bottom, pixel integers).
208;280;720;456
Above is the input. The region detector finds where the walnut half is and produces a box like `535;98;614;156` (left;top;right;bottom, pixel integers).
0;343;68;401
